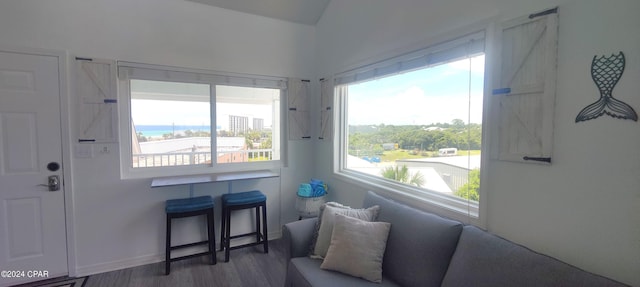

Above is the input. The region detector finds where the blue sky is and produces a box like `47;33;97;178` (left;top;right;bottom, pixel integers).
348;55;485;126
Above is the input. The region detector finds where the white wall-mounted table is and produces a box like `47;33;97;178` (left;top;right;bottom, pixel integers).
151;170;280;197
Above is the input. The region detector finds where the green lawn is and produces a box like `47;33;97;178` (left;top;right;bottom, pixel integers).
380;149;481;162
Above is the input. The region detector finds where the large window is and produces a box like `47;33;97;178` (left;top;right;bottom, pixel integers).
335;31;486;218
119;63;285;178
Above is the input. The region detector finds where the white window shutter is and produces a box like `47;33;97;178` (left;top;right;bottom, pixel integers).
288;78;311;140
495;8;558;164
319;77;333;140
76;58;118;143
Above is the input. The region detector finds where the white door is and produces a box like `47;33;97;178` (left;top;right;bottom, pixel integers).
0;51;68;286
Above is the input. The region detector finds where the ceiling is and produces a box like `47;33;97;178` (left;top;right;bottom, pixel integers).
187;0;331;26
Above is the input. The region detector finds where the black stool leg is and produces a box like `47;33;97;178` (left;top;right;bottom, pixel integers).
219;205;225;252
165;214;172;275
255;205;261;244
224;207;231;262
207;208;217;265
262;202;268;253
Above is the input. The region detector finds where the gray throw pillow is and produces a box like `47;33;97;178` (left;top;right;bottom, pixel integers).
310;202;379;258
320;214;391;283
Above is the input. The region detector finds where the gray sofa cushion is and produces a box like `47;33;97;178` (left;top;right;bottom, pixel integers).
362;191;463;287
441;225;629;287
287;257;400;287
283;217;318;261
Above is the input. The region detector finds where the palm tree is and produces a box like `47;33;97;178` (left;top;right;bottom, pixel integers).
381;165;425;187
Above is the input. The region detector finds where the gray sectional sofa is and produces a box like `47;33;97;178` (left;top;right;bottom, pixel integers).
283;191;628;287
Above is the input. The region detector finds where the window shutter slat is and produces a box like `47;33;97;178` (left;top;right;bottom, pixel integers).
319;77;333;140
287;78;311;140
76;58;118;143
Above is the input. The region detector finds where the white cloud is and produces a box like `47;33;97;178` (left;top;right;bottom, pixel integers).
132;100;273;127
132;100;210;125
349;85;483;126
446;55;485;75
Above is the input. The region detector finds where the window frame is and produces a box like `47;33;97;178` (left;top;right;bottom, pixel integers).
117;62;288;179
332;25;494;225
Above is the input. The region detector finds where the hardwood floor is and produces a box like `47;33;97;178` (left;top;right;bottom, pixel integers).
84;239;286;287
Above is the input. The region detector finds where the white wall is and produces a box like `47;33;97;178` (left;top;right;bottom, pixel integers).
315;0;640;285
0;0;315;276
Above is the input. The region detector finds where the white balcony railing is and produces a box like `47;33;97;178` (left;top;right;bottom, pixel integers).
132;149;273;168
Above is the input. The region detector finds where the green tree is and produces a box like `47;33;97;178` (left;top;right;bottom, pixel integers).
455;169;480;201
349;132;374;157
243;130;262;149
136;132;147;142
349;123;482;157
380;165;425;187
451;118;465;128
259;134;272;149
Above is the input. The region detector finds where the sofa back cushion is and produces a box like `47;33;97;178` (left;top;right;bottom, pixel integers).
441;225;629;287
362;191;463;287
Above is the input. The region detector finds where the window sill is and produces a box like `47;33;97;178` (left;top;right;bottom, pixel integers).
120;160;282;180
333;169;480;225
150;169;280;188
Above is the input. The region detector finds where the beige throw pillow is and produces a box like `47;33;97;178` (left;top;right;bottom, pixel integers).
320;214;391;283
311;203;379;258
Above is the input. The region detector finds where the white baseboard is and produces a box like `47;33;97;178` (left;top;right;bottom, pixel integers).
75;253;164;277
74;230;282;276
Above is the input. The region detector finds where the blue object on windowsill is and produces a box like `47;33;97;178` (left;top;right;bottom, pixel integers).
298;179;328;198
298;183;313;197
310;179;324;197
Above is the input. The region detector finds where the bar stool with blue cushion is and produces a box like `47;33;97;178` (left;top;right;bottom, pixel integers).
219;190;268;262
165;195;216;275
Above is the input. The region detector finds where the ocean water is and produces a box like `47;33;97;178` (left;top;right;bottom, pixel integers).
135;125;211;137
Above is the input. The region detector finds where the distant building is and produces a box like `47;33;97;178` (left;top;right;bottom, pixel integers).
229;115;249;136
398;155;481;192
136;137;248;165
382;143;398;150
138;137;246;154
216;137;248;163
253;118;264;131
424;126;445;131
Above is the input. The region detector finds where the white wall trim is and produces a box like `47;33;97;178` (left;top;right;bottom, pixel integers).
75;253;163;277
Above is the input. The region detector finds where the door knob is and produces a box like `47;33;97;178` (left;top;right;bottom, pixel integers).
38;175;60;191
